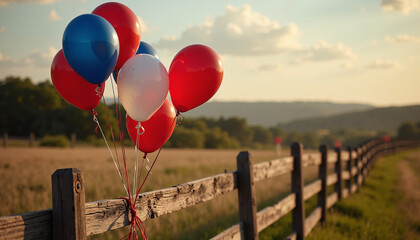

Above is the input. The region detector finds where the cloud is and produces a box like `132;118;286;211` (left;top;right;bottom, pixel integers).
0;47;57;68
0;0;56;7
257;63;282;72
48;10;62;21
155;4;302;55
341;62;353;69
0;26;5;32
365;59;401;69
381;0;419;15
291;40;357;64
385;34;420;43
138;17;156;34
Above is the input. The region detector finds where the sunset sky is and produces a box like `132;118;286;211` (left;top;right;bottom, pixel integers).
0;0;419;106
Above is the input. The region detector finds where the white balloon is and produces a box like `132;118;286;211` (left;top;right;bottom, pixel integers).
117;54;169;122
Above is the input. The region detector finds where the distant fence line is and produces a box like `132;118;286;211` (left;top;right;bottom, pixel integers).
0;138;419;240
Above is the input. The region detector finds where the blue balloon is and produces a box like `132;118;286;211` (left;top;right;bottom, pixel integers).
63;14;119;85
136;41;159;59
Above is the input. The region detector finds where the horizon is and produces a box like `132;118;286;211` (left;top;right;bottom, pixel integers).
1;1;419;107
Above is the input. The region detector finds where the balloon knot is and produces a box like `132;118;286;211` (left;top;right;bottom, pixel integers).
176;111;183;126
95;85;104;97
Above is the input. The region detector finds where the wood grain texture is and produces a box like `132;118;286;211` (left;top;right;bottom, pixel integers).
256;193;296;231
301;153;321;167
253;156;293;182
0;210;52;240
85;172;237;236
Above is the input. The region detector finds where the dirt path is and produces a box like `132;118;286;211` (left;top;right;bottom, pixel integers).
397;152;420;239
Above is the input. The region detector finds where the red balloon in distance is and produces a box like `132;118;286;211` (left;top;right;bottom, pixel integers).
51;49;105;111
126;99;176;153
92;2;141;70
169;44;223;112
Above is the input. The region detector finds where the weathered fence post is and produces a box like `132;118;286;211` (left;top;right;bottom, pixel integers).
52;168;86;240
346;147;352;195
2;133;7;148
237;151;258;240
291;143;305;240
71;133;77;148
318;145;328;223
29;132;35;147
334;147;343;200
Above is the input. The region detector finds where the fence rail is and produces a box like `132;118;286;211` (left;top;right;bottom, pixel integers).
0;138;419;240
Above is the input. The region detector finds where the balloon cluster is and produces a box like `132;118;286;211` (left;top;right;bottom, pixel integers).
51;2;223;154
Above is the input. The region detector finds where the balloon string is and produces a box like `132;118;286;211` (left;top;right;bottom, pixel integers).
110;75;132;200
133;115;177;203
102;96;132;199
91;110;128;197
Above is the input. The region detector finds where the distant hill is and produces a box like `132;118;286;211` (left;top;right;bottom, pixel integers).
279;105;420;133
182;101;374;127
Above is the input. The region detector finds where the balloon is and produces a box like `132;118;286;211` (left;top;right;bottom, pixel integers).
51;49;105;111
126;99;176;153
137;41;159;59
169;44;223;112
93;2;141;70
118;54;169;122
63;14;119;85
111;41;159;83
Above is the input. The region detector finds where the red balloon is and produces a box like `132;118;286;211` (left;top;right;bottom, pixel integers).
126;99;176;153
51;49;105;111
169;44;223;112
93;2;141;70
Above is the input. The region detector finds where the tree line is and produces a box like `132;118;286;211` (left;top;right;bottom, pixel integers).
1;76;406;149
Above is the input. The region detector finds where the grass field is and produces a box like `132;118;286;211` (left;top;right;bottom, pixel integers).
0;146;319;239
3;146;417;239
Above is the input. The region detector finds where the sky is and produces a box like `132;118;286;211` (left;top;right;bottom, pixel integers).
0;0;420;107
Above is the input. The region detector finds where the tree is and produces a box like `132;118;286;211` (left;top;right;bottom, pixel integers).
251;126;273;145
397;121;419;139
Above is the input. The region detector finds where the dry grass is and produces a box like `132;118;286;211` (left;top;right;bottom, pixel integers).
0;146;320;239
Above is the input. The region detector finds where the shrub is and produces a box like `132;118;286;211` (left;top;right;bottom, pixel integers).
39;134;70;147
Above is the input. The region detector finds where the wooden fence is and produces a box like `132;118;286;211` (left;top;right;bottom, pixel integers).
0;138;419;240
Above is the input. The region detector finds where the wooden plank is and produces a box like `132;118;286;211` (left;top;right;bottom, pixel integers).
0;210;52;240
342;188;349;199
85;172;237;236
256;193;296;231
236;151;258;240
326;193;338;209
351;167;358;177
303;180;321;201
291;142;305;240
327;155;337;164
326;173;338;187
304;207;322;237
52;168;86;240
341;153;349;162
342;171;350;180
253;156;294;182
351;151;358;159
301;153;321;167
351;184;358;194
210;222;244;240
